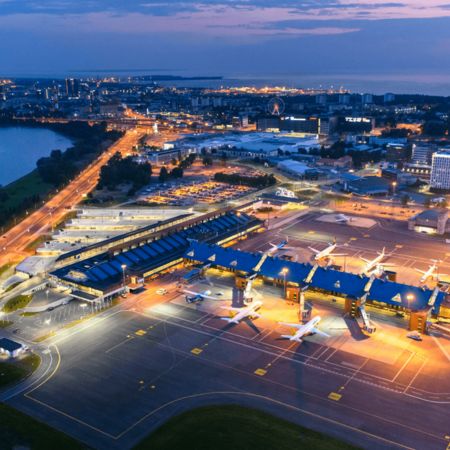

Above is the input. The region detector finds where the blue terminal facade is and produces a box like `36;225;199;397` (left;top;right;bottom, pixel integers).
184;241;446;315
50;211;262;298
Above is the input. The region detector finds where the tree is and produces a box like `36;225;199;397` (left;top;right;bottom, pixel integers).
202;156;213;166
400;194;410;207
97;152;152;191
220;152;228;166
170;167;184;178
159;166;169;183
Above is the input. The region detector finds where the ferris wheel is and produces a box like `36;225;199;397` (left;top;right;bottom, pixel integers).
267;97;285;116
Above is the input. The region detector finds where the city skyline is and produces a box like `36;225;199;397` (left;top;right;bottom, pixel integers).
1;0;450;88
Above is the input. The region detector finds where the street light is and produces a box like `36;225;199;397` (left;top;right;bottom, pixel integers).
406;294;414;311
280;267;289;299
392;181;397;196
121;264;127;291
236;211;241;238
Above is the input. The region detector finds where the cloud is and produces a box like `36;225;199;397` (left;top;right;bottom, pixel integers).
0;1;449;21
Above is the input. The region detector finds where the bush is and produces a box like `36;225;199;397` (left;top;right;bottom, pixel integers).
2;294;33;313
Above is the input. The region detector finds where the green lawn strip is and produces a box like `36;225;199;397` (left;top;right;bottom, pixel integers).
0;402;84;450
0;353;40;388
0;170;54;211
134;405;359;450
2;294;33;313
24;234;52;251
0;320;13;328
0;263;14;278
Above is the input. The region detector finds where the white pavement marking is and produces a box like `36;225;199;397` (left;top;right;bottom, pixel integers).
431;336;450;362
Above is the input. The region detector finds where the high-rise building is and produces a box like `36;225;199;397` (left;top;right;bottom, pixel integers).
65;78;80;98
339;94;351;105
430;151;450;190
384;92;395;103
315;94;327;105
362;93;373;105
411;144;436;165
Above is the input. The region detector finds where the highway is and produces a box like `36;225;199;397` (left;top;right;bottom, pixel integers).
0;130;142;267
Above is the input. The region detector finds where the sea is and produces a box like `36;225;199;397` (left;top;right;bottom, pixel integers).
0;126;73;187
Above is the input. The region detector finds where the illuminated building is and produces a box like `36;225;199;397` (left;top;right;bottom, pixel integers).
430;151;450;191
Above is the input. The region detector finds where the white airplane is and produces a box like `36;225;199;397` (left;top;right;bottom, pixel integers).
308;239;346;261
278;316;330;343
184;289;220;303
361;247;395;275
334;214;351;223
220;300;263;324
267;238;291;256
416;260;447;284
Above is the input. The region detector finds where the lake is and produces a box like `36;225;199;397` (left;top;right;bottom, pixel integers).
0;126;73;186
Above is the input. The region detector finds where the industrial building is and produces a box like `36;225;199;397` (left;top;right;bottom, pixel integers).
408;209;450;235
343;176;391;196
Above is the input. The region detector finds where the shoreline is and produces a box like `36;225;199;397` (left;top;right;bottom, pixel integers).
0;125;73;188
0;119;123;232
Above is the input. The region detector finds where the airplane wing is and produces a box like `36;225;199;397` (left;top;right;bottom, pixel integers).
308;246;320;254
201;294;220;300
312;327;330;338
415;268;426;274
360;258;370;263
182;289;199;296
329;253;347;257
220;306;242;312
249;312;261;319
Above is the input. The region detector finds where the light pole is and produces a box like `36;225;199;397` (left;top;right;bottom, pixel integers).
236;211;241;238
280;267;289;299
121;264;127;292
406;293;414;330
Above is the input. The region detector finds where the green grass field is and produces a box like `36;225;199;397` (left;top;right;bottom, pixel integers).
0;353;40;388
2;294;33;313
134;405;358;450
0;263;14;278
0;403;84;450
0;170;53;211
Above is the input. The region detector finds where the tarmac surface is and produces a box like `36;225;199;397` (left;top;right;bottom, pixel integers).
241;210;450;287
3;211;450;450
6;287;450;450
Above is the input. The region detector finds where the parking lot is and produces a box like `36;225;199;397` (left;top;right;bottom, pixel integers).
143;180;255;206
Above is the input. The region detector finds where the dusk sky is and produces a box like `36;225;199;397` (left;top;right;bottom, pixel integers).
1;1;450;87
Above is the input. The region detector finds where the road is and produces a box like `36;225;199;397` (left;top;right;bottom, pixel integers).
0;130;142;267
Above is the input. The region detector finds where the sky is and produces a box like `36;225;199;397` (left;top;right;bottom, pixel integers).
1;0;450;91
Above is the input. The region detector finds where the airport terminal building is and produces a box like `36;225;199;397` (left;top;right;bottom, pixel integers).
50;210;262;300
184;241;447;332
